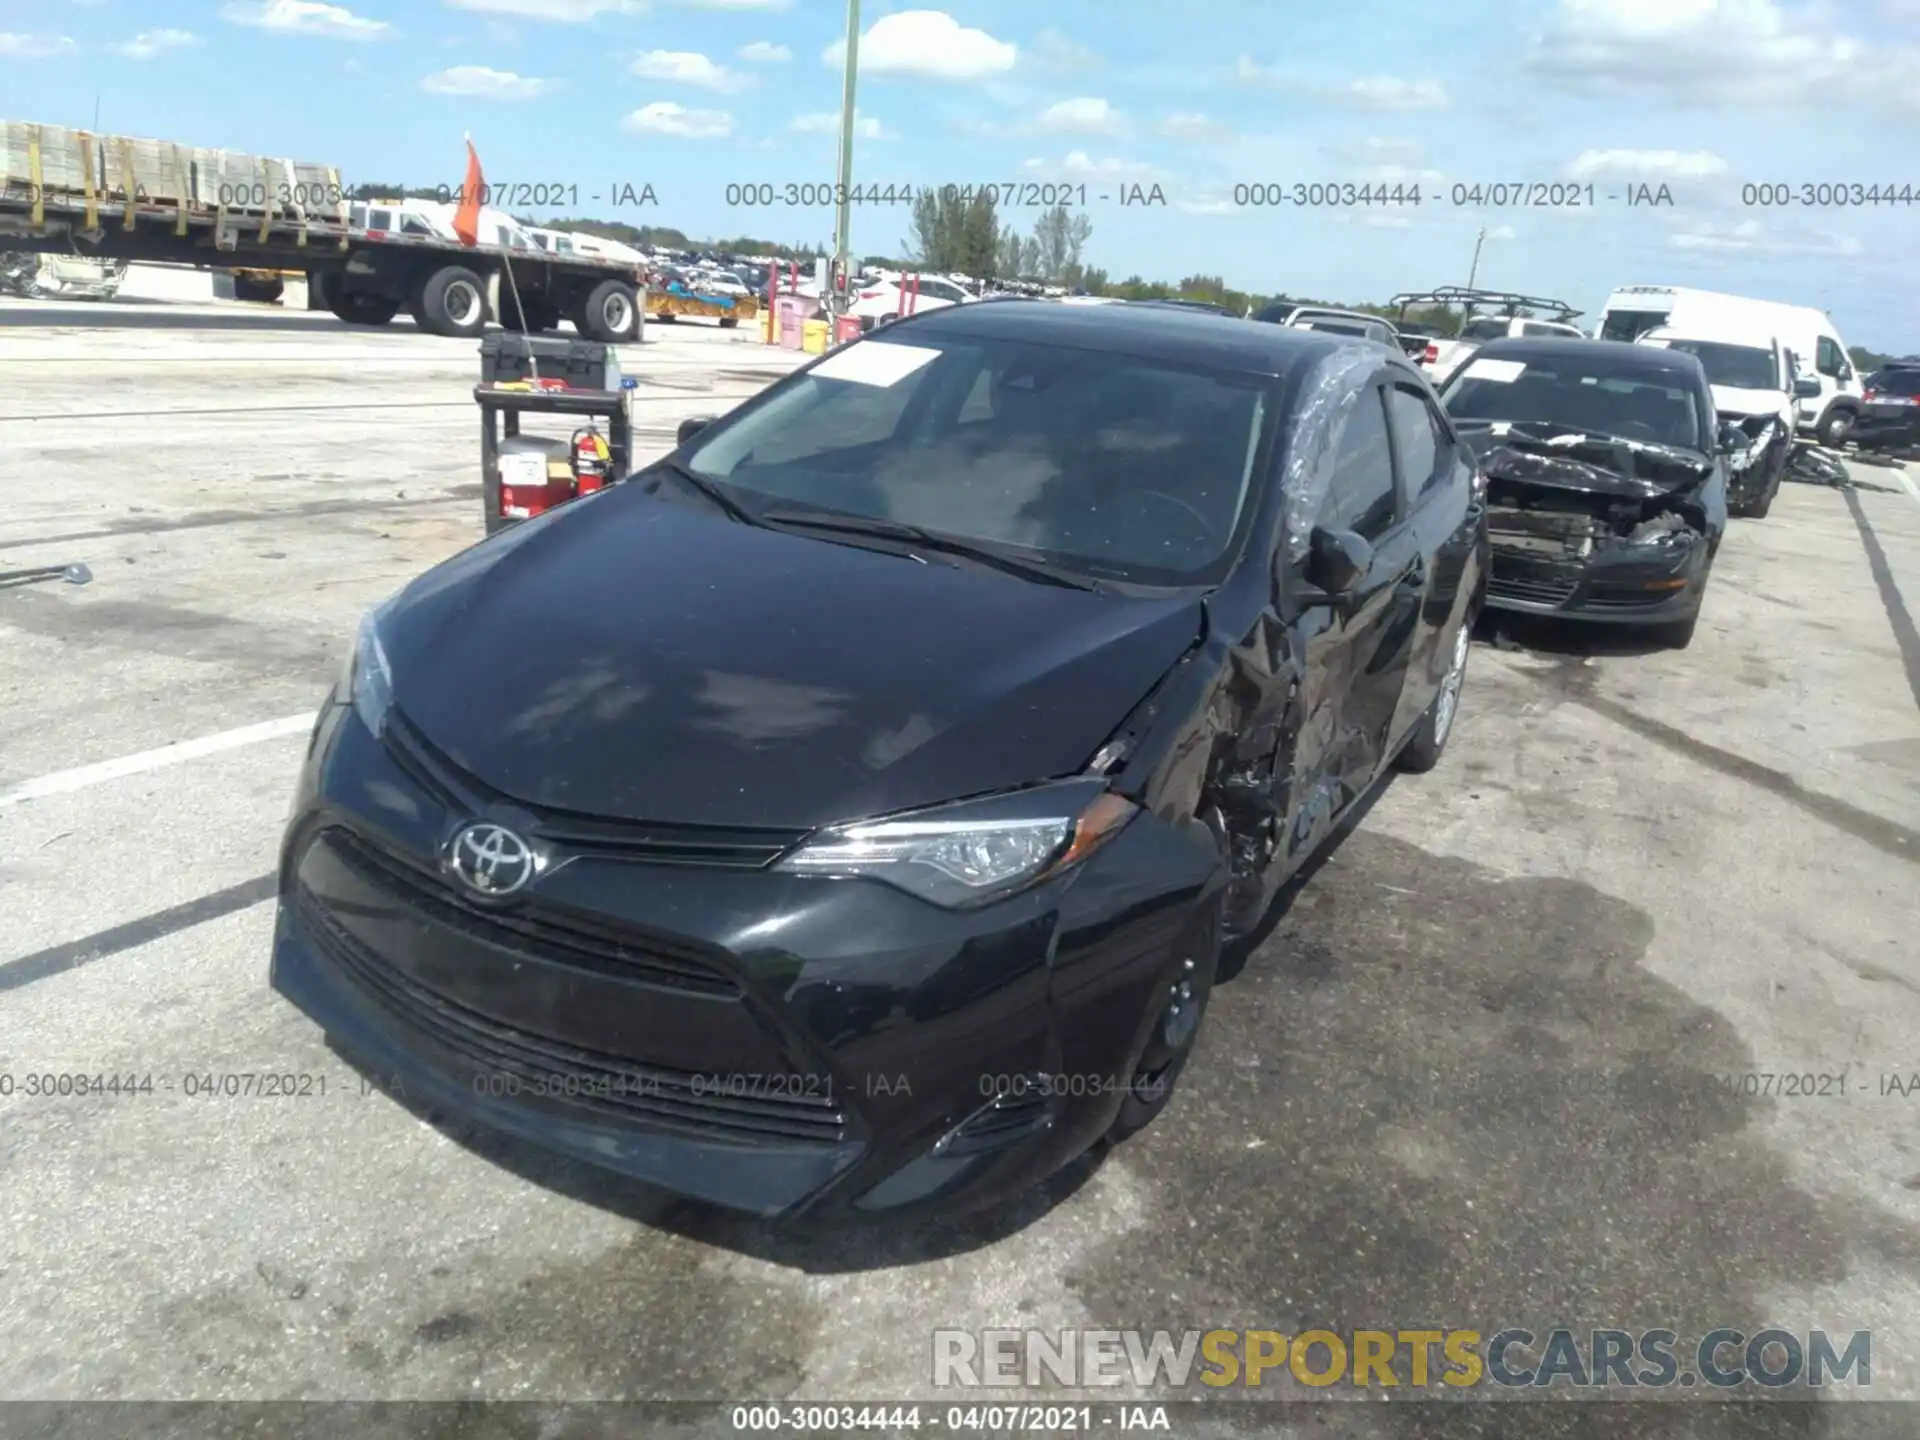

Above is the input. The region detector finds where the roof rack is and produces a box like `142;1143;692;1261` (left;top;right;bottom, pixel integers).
1387;287;1581;323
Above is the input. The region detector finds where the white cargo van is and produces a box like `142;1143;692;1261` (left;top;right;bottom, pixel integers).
1596;285;1862;446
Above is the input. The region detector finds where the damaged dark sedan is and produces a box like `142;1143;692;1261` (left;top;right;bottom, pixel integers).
271;303;1485;1220
1440;338;1729;649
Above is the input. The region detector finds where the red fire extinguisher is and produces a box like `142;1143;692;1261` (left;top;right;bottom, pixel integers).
572;427;612;493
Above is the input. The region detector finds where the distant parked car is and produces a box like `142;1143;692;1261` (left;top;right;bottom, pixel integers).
1439;337;1731;649
1289;316;1399;347
1423;314;1586;386
1853;360;1920;452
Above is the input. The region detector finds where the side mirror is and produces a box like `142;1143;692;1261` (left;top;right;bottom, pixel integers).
1792;377;1821;399
676;415;716;446
1303;526;1373;600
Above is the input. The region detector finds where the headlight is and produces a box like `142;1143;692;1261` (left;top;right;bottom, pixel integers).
340;607;394;737
776;780;1139;907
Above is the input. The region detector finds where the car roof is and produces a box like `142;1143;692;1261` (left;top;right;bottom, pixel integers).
1470;335;1709;379
888;297;1389;378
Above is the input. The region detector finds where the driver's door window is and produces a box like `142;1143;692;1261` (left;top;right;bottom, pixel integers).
1816;336;1845;379
1316;386;1398;539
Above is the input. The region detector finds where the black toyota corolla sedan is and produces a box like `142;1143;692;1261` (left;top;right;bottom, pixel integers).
272;302;1486;1219
1439;337;1731;649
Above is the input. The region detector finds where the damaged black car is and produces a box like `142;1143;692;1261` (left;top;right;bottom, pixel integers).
270;303;1485;1220
1439;338;1730;649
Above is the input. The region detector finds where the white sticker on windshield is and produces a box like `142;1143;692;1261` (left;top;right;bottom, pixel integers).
809;341;942;387
1461;358;1526;383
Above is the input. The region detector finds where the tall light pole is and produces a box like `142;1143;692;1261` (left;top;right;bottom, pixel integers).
830;0;861;316
1464;226;1487;291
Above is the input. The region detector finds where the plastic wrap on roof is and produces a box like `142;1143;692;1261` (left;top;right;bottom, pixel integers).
1279;343;1386;565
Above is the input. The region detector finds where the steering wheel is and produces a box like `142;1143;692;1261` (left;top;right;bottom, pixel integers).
1131;488;1220;546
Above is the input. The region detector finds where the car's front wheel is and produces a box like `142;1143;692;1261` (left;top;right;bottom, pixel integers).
1399;617;1471;773
1108;913;1221;1142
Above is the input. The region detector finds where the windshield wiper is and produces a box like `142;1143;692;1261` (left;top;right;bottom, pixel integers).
643;458;759;525
757;506;1106;591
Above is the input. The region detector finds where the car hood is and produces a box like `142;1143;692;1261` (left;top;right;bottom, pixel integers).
1461;427;1716;499
1709;383;1790;419
380;489;1204;829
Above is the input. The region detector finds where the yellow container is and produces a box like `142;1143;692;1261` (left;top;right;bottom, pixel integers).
761;312;776;344
802;319;829;354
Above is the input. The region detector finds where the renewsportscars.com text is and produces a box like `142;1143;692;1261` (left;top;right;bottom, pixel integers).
933;1328;1871;1390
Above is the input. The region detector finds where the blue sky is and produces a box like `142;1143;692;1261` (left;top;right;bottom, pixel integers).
8;0;1920;349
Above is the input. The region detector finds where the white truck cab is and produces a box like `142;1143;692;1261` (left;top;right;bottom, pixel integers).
1597;285;1863;446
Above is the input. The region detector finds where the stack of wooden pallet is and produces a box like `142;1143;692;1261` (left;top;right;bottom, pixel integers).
2;120;343;219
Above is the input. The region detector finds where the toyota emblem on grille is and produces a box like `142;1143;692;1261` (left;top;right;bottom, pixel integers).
447;822;536;896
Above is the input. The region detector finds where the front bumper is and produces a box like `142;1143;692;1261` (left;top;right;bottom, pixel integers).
1852;404;1920;449
272;701;1220;1219
1484;533;1709;625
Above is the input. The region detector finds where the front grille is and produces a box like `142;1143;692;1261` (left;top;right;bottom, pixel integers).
1487;555;1579;607
1583;584;1675;610
328;827;740;997
384;709;805;870
297;885;848;1145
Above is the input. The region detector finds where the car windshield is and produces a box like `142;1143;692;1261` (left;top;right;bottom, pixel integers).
1653;340;1778;391
1442;353;1710;451
678;333;1273;585
1599;308;1671;342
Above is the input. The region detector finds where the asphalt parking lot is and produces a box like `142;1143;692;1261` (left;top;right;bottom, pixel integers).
2;301;1919;1434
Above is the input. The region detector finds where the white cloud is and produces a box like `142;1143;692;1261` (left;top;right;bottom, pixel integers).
622;101;731;137
1566;148;1728;179
789;111;889;139
1021;150;1167;184
1027;26;1099;71
421;64;552;98
1668;217;1862;256
631;49;745;89
1323;135;1425;167
669;0;791;8
1036;96;1120;134
117;28;199;57
2;32;78;55
1487;224;1517;241
1336;76;1449;110
221;0;389;38
1158;112;1232;142
824;10;1016;80
1364;212;1415;229
1356;164;1446;185
738;40;789;62
444;0;638;20
1525;0;1919;112
1236;60;1448;110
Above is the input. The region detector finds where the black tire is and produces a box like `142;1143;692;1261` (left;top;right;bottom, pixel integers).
576;279;640;342
330;292;400;326
306;269;337;311
417;265;489;338
1816;406;1856;449
1107;906;1222;1143
1399;614;1471;773
501;292;557;334
718;316;738;328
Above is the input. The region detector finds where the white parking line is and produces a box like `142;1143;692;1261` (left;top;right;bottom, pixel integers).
1890;465;1920;508
0;714;314;810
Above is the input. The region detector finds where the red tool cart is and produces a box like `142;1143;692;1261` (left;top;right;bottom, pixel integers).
475;334;635;535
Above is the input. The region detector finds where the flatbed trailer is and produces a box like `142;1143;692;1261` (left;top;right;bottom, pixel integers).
0;121;646;341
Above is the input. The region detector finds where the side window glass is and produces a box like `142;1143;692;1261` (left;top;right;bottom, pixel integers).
1316;387;1397;539
1816;337;1841;375
1387;384;1447;498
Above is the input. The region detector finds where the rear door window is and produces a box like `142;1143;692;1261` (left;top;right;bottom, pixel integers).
1460;317;1509;342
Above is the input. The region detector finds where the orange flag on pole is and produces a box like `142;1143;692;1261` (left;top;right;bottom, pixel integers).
452;135;484;247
